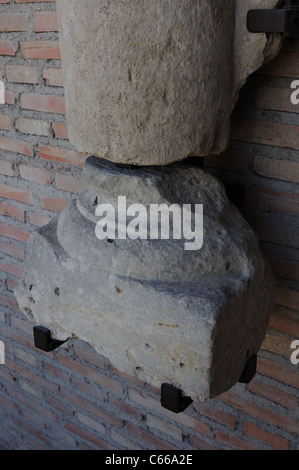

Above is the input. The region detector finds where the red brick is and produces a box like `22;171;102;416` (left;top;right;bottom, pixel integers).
268;255;299;283
146;414;182;441
4;90;15;106
0;293;19;311
0;395;20;414
254;156;299;184
6;358;60;394
0;40;15;56
21;405;51;429
55;173;89;194
77;412;106;436
257;357;299;389
260;52;299;78
65;421;115;450
189;434;219;450
0;241;25;261
247;378;298;410
0;136;33;157
11;415;50;445
0;222;30;243
48;427;76;452
215;430;260;450
73;344;106;369
40;195;68;213
43;362;72;384
52;122;68;139
256;219;299;248
275;286;299;311
128;388;212;437
19;164;52;185
0;13;28;32
109;395;143;421
1;323;33;349
0;114;13;131
16;0;55;2
261;332;293;360
60;386;124;428
43;68;63;87
255;86;299;114
231;118;299;151
194;401;236;429
20;93;65;115
220;392;299;434
39;145;86;167
8;385;60;424
58;353;123;394
109;363;146;387
268;306;299;337
0;202;25;222
34;11;58;32
23;438;49;451
16;117;48;136
0;159;14;176
45;393;74;419
29;212;52;227
127;423;179;450
0;367;15;386
6;279;18;292
243;422;289;450
111;429;142;451
0;183;33;205
72;377;106;403
246;185;299;218
20;41;61;59
10;315;34;336
6;65;39;84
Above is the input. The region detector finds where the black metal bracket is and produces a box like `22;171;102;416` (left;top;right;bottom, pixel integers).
223;183;246;209
247;1;299;35
33;325;66;352
186;156;205;170
160;383;193;414
239;354;257;384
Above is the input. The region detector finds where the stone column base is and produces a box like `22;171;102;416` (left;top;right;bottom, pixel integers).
15;157;274;401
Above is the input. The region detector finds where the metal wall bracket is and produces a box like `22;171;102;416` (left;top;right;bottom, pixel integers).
247;2;299;34
33;326;66;352
161;383;193;414
223;183;246;209
186;156;205;170
239;354;257;384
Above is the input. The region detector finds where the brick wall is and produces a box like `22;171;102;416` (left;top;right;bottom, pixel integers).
0;1;298;451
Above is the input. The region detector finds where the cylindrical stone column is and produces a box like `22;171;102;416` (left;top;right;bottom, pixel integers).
56;0;236;165
15;0;280;402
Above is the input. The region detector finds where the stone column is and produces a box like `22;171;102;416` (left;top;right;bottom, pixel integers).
56;0;282;166
15;0;280;401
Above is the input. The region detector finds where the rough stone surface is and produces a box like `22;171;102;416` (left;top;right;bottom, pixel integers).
234;0;282;96
15;158;275;402
56;0;282;166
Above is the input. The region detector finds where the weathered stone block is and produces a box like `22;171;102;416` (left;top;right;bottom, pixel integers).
56;0;282;166
15;158;274;401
